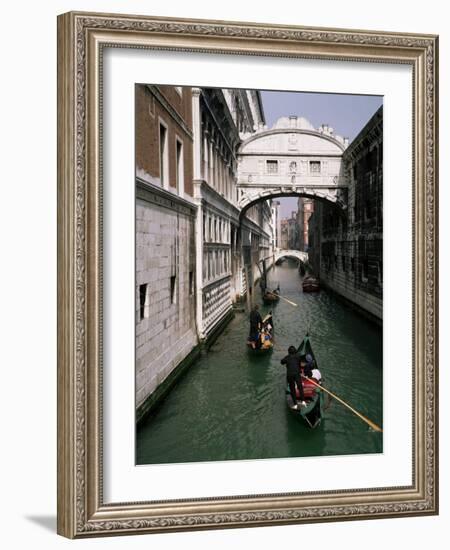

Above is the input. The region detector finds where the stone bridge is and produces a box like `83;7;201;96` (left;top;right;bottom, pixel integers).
274;248;308;263
237;116;349;212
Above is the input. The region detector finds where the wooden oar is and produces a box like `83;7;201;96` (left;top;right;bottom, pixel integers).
266;291;298;307
302;375;383;432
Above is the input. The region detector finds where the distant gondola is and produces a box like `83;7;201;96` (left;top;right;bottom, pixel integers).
263;285;280;305
263;290;280;304
302;276;320;293
286;334;324;428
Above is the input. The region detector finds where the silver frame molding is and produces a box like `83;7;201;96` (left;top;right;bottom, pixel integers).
57;11;439;538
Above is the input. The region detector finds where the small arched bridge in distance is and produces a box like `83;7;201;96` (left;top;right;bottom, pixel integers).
274;248;308;264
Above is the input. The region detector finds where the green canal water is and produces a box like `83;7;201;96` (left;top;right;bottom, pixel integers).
136;260;383;465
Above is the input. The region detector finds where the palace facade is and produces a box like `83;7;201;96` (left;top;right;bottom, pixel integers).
136;85;274;420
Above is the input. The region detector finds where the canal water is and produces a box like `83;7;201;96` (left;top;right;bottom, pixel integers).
136;260;383;465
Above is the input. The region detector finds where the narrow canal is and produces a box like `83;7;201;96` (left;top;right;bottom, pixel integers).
136;260;383;465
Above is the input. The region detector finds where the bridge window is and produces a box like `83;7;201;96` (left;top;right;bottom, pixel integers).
266;160;278;174
309;161;321;174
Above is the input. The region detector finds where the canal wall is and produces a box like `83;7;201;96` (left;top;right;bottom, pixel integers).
136;308;234;425
135;183;198;413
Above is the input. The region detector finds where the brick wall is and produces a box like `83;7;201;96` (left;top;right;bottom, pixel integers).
135;84;194;196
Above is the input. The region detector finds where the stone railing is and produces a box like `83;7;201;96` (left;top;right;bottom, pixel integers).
202;276;232;334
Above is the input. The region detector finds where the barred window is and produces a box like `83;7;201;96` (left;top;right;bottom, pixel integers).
310;161;321;174
266;160;278;174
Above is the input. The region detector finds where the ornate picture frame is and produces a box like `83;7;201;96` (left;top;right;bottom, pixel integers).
57;11;438;538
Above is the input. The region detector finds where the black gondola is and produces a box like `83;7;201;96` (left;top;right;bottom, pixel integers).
286;334;324;428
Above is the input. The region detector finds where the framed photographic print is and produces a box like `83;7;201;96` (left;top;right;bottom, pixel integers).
57;11;438;538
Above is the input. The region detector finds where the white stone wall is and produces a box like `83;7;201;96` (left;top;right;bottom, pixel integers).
136;198;197;409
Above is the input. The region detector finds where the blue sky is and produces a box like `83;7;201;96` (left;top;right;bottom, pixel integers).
259;90;383;217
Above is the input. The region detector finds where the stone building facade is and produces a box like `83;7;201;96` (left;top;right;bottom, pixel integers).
308;106;383;321
297;197;314;251
135;85;198;417
280;219;289;249
272;201;281;248
136;85;273;420
192;87;270;339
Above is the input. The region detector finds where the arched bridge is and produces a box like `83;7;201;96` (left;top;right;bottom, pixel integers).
237;116;349;211
274;248;308;263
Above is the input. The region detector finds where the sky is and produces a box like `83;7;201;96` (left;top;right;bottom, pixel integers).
259;90;383;218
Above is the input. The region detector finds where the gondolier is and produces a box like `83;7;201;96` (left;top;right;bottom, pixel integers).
248;304;262;350
281;346;306;410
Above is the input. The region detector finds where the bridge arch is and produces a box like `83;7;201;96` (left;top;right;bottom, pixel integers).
274;248;308;263
237;115;349;211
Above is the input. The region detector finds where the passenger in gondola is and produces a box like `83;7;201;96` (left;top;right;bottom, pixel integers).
248;304;262;349
261;329;272;349
302;353;322;383
311;367;322;382
281;345;306;410
266;310;274;331
262;312;273;335
303;353;314;377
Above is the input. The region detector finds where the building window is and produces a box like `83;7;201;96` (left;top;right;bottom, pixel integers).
159;122;168;188
266;160;278;174
170;275;177;304
175;138;184;193
189;271;194;295
310;161;321;174
362;258;369;283
377;260;383;286
139;284;149;320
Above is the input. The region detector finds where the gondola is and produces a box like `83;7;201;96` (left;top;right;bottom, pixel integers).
286;334;325;428
262;289;280;304
262;283;281;305
302;275;320;293
246;312;274;352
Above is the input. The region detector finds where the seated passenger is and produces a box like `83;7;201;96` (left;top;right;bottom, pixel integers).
311;367;322;382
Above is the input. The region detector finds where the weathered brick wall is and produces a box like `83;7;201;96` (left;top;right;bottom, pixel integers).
135;84;194;196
